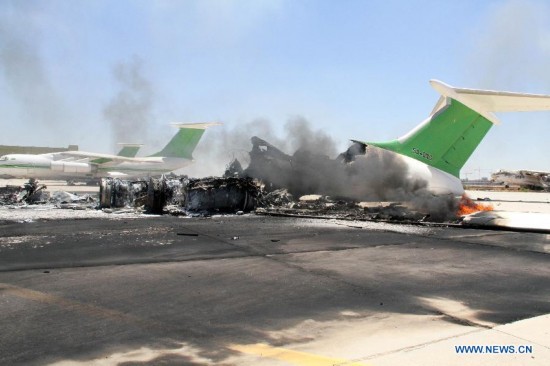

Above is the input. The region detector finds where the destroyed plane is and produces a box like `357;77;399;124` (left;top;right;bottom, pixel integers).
491;169;549;190
232;81;550;199
351;80;550;195
0;123;220;180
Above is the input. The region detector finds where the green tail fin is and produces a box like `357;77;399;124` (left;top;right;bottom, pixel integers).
149;123;220;159
359;80;550;178
366;99;493;178
117;144;142;157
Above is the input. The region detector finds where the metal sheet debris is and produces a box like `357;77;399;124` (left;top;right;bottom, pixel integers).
98;176;260;215
99;178;148;209
0;179;97;213
462;210;550;233
185;177;258;213
1;135;462;224
0;179;49;205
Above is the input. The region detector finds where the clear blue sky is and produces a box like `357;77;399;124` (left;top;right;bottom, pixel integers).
1;0;550;178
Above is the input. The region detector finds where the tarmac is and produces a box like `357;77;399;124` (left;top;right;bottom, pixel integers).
0;180;549;365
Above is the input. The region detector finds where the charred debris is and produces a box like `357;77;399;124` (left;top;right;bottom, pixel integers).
1;137;461;223
98;176;258;216
0;179;48;205
95;136;460;223
0;179;96;208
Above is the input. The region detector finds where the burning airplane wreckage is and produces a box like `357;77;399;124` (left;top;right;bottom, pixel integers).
93;136;486;223
0;136;490;223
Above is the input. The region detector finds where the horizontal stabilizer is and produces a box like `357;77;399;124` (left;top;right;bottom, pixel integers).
116;143;144;158
170;122;223;129
430;80;550;124
360;80;550;178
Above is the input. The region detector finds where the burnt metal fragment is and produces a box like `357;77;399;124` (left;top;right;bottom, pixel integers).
99;176;260;214
99;178;148;209
185;177;258;213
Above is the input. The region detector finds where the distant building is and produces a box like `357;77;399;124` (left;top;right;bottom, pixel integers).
0;144;78;156
461;178;492;186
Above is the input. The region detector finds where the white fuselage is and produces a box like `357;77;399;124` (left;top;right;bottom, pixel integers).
0;154;193;180
393;152;465;196
1;151;464;196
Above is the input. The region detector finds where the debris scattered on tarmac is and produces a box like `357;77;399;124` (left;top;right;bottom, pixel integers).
0;179;48;205
186;176;259;213
0;179;95;206
98;176;260;215
3;136;539;230
94;174;456;224
0;174;458;225
0;185;21;205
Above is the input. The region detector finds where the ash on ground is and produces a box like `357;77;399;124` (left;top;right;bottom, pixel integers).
0;179;96;208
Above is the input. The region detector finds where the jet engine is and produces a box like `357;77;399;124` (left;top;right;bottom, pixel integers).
50;161;92;173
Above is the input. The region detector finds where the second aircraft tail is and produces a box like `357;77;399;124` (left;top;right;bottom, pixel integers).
149;122;221;159
360;80;550;178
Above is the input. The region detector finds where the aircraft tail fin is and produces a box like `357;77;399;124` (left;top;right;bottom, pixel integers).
116;144;143;157
363;80;550;178
149;122;221;159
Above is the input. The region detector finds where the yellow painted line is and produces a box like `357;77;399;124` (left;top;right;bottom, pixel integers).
229;343;371;366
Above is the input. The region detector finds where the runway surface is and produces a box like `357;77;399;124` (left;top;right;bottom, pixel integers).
0;215;549;365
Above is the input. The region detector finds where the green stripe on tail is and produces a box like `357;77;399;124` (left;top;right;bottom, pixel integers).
364;100;493;178
117;145;141;158
149;127;206;159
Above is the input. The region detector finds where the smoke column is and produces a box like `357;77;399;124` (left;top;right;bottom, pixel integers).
182;116;457;220
0;2;69;143
181;118;285;177
103;57;153;149
182;116;339;176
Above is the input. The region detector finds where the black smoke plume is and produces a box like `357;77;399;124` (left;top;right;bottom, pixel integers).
194;117;458;221
103;57;153;149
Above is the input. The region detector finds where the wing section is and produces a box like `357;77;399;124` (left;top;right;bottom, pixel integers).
53;151;163;164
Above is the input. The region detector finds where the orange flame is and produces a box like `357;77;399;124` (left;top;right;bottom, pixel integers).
457;194;494;216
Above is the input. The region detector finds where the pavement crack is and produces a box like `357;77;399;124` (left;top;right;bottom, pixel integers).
351;328;485;362
433;311;493;329
491;328;550;351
